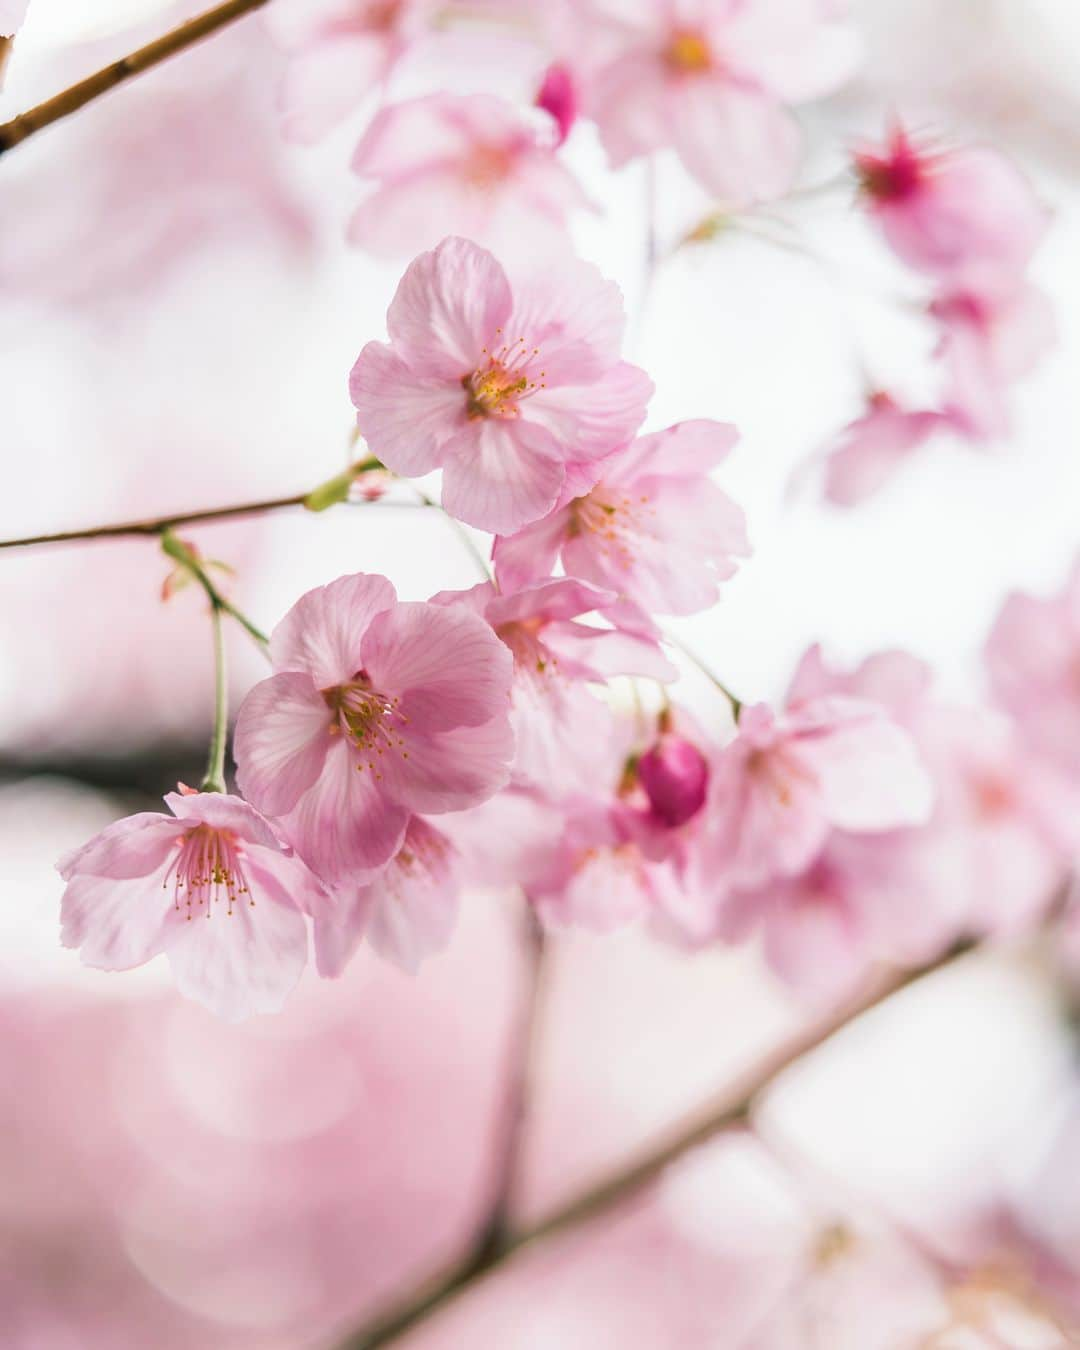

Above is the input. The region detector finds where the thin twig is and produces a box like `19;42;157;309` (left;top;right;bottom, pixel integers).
472;905;548;1263
332;938;976;1350
0;0;270;156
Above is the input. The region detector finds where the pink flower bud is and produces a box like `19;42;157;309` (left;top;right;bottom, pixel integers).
638;734;709;828
536;63;578;147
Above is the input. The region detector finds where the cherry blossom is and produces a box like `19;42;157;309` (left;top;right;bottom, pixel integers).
58;790;325;1020
855;123;1048;286
350;236;653;533
587;0;860;204
985;561;1080;776
698;694;934;895
273;0;433;144
820;392;945;506
931;280;1056;442
315;817;462;977
433;576;675;792
233;572;514;883
347;93;592;260
493;419;749;615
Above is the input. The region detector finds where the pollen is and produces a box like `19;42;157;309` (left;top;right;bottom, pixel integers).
463;336;545;420
324;674;408;780
163;824;252;919
666;29;711;72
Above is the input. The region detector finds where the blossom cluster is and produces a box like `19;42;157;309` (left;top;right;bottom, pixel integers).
821;121;1053;503
53;0;1067;1023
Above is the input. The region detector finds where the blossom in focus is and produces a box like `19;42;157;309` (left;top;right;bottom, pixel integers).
855;123;1048;286
315;817;462;977
350;237;653;533
274;0;433;144
820;392;945;506
698;695;934;895
347;93;591;260
535;62;579;145
493;419;748;615
930;280;1056;443
58;790;325;1020
233;572;514;883
587;0;860;204
431;576;676;793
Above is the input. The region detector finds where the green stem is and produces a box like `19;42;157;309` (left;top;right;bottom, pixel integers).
662;629;743;720
160;530;270;654
200;602;228;794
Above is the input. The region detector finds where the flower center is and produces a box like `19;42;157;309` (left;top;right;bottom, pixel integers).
164;824;251;919
463;331;545;420
324;675;407;778
568;487;655;571
464;143;514;189
496;618;553;677
666;29;712;72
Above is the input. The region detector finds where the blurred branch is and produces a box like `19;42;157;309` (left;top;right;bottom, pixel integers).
0;460;392;550
0;0;269;156
332;937;977;1350
472;904;547;1264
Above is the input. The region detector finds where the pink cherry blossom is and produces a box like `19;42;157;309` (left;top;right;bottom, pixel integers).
349;236;653;533
855;123;1048;286
493;419;749;614
233;572;514;884
431;576;675;794
985;561;1080;776
535;62;579;146
274;0;433;144
790;645;1073;938
698;695;934;894
820;392;945;506
587;0;860;204
57;790;325;1020
315;817;461;977
930;280;1055;442
347;93;592;260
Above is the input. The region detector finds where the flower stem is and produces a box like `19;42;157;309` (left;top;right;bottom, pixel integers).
0;0;270;156
200;602;229;794
662;629;743;720
160;530;269;653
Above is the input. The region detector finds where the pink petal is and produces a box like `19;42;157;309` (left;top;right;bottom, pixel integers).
233;672;332;818
376;715;514;815
349;342;462;476
363;819;461;972
492;505;570;592
793;702;934;831
270;572;398;685
279;32;388;145
385;236;512;376
506;255;631;379
313;883;376;979
542;621;678;682
60;870;180;971
440;418;566;534
673;79;801;206
361;599;514;732
277;736;410;881
603;419;740;485
164;863;308;1020
525;359;653;460
57;811;183;881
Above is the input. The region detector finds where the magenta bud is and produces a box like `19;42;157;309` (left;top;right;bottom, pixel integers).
638;734;709;828
535;62;577;147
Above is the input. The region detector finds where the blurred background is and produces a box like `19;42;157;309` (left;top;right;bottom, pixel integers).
3;0;1080;1345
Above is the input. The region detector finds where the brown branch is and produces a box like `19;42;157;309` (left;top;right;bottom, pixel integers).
0;462;410;550
0;0;270;156
332;938;977;1350
472;905;548;1264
